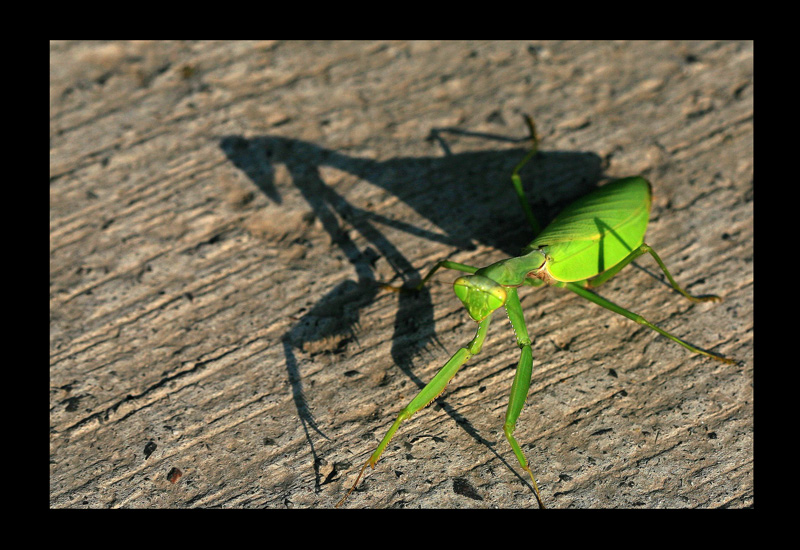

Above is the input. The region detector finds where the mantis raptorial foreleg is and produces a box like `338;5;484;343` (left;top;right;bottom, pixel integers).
366;114;547;505
336;314;492;507
565;282;735;365
500;287;545;508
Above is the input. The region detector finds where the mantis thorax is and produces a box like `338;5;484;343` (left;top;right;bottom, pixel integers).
453;250;548;322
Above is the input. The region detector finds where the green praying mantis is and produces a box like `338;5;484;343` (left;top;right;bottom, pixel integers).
336;116;735;508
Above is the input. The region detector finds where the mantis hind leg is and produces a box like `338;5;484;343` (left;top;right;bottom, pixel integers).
586;243;721;303
566;282;735;365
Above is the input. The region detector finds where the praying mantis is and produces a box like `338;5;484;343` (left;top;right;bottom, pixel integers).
336;116;736;508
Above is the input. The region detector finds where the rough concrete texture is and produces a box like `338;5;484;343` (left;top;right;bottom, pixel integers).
50;41;753;508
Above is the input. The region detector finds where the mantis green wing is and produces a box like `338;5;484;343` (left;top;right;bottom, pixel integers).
524;177;651;282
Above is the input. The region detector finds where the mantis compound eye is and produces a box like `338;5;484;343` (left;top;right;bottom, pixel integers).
453;275;507;322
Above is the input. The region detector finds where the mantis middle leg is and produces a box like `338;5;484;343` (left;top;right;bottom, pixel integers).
381;260;479;293
510;114;542;237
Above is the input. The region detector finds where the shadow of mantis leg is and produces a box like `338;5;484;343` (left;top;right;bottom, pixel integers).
501;287;546;508
586;243;721;303
566;282;736;364
337;314;493;507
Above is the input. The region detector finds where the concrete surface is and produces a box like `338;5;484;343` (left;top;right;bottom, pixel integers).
50;40;753;508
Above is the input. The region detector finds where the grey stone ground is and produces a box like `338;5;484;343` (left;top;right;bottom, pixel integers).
50;41;753;508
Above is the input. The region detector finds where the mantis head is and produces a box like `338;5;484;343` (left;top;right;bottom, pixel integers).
453;275;507;322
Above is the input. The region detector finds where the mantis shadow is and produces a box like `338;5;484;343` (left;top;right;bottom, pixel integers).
220;126;603;495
